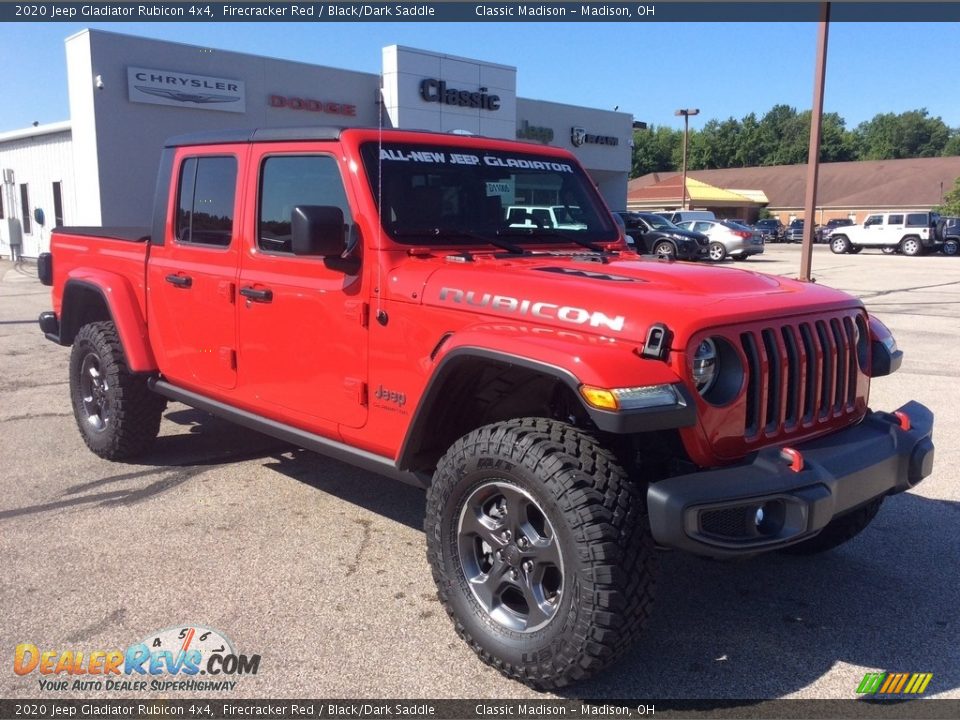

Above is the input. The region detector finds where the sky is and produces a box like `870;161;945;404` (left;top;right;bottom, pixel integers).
0;19;957;133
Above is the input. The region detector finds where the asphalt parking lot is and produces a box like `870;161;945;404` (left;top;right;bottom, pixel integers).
1;244;958;701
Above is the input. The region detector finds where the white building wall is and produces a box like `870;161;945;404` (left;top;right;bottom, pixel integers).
0;126;76;258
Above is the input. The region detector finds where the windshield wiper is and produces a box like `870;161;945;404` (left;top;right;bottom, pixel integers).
497;228;607;254
392;227;529;255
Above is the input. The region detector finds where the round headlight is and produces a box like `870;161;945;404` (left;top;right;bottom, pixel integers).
693;338;718;395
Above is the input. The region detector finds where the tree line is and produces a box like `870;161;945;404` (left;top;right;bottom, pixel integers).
631;105;960;177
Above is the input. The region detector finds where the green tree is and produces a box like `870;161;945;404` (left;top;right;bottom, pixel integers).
630;125;682;177
937;176;960;216
942;131;960;157
854;109;951;159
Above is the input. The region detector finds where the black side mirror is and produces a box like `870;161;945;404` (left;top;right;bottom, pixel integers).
33;208;45;227
291;206;345;256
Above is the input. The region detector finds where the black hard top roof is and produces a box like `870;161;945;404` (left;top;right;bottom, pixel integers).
164;126;344;148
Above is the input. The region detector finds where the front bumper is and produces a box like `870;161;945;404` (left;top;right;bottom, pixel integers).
647;401;934;558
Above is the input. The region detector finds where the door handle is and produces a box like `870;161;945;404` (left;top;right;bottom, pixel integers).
240;286;273;303
165;273;192;288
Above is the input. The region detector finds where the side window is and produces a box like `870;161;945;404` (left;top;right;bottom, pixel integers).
864;215;883;227
886;214;904;225
694;221;712;232
904;213;927;227
176;156;237;247
258;155;352;254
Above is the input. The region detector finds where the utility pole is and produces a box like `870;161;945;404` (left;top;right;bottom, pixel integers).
675;108;699;211
800;3;830;282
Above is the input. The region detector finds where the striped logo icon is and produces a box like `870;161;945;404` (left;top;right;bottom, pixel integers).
857;672;933;695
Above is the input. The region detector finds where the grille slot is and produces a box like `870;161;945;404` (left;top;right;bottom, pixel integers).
738;311;861;441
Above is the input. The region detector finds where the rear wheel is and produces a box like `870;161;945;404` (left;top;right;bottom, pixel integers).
653;240;676;259
708;242;726;261
69;322;165;460
942;239;959;256
900;237;922;256
830;235;850;254
780;498;883;555
425;418;656;689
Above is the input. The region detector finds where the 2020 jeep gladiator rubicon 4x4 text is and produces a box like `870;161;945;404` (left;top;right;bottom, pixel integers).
38;127;935;689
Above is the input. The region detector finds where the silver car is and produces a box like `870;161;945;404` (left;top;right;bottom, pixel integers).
677;220;765;261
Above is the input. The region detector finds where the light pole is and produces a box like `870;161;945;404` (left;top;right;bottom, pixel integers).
675;108;699;210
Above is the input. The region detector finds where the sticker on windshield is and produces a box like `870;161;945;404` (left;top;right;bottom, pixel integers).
379;148;573;173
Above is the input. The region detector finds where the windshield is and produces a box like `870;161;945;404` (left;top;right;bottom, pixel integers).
638;214;679;230
360;142;617;245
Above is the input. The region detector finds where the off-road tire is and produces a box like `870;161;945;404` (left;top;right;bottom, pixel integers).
900;236;922;256
69;322;166;460
779;497;883;555
830;235;850;254
425;418;656;689
708;242;726;261
942;239;959;257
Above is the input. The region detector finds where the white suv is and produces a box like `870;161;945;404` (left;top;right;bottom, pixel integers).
506;205;588;230
830;211;939;256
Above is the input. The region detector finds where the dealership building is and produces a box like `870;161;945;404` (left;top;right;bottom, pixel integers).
0;29;632;258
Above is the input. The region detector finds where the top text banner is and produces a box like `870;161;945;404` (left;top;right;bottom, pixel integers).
5;2;960;23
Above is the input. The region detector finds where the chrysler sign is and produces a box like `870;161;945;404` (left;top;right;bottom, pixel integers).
127;67;246;113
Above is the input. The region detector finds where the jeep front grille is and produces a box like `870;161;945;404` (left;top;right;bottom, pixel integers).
739;313;863;441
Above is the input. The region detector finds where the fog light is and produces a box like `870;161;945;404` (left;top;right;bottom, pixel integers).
754;500;786;536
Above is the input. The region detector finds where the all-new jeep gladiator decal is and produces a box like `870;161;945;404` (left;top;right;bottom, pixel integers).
38;126;934;690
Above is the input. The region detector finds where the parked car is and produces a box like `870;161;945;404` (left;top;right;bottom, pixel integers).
753;218;784;243
507;205;587;230
935;216;959;256
830;210;940;256
785;219;805;243
816;217;855;243
616;211;709;260
676;219;765;261
653;209;716;224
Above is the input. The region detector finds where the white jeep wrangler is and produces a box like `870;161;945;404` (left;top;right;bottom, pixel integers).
830;211;940;256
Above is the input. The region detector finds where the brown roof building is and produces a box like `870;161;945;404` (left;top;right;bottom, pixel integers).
627;156;960;225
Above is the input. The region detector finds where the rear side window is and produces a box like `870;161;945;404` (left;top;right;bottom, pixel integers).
258;155;352;254
905;213;928;227
887;214;904;225
176;156;237;247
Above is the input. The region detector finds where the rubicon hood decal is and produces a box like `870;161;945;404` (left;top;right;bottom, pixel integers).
438;287;626;332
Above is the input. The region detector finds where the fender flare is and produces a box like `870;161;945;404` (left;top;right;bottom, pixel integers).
61;273;157;372
396;329;695;471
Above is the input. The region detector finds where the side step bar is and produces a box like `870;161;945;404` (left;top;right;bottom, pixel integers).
148;378;430;489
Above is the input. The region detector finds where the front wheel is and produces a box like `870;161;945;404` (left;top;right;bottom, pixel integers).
653;240;676;259
708;241;726;261
425;418;656;689
830;236;850;254
69;322;166;460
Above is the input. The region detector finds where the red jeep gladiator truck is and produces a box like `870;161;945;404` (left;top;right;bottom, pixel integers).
38;127;934;688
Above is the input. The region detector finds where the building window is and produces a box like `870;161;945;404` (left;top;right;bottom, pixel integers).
20;184;31;234
175;156;237;247
52;182;64;227
0;190;4;219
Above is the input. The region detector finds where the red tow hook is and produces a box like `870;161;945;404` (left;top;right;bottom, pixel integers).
780;447;804;473
894;411;912;431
